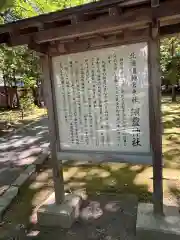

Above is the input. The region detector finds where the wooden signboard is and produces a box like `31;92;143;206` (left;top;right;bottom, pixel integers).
52;42;153;164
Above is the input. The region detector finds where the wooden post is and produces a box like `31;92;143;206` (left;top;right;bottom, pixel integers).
148;21;163;215
41;54;65;204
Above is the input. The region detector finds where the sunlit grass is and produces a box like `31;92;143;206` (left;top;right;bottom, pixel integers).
1;96;180;233
162;96;180;168
0;107;47;122
61;97;180;203
0;107;47;135
2;97;180;228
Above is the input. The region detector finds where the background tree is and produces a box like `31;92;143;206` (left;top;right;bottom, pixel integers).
0;0;98;109
0;44;41;107
1;0;180;106
160;37;180;102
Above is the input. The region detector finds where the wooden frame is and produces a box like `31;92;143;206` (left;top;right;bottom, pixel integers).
48;28;149;56
51;33;163;214
53;40;152;165
41;55;64;204
57;151;152;165
0;0;166;216
148;21;163;214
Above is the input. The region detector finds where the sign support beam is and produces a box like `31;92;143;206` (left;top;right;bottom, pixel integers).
148;21;163;215
41;54;65;204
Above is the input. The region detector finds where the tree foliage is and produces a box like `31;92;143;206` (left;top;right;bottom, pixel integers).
0;0;97;87
1;0;180;105
161;37;180;82
0;45;40;87
0;0;13;12
4;0;97;20
160;37;180;101
12;0;58;19
0;0;97;108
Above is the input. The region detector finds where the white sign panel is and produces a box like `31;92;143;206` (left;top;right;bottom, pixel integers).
53;42;150;154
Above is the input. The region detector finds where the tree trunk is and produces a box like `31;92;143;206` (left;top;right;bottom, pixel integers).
13;70;19;108
3;74;9;108
172;85;176;102
21;109;24;120
37;85;43;107
171;40;176;103
36;78;44;108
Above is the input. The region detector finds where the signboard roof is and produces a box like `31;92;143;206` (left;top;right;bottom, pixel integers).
0;0;179;52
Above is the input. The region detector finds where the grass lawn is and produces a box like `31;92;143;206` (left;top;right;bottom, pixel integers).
162;97;180;169
60;96;180;204
0;107;47;136
1;96;180;237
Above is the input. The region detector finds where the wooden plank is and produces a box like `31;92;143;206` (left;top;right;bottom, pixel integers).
120;0;148;6
9;34;34;46
0;0;143;33
148;21;163;215
9;14;148;46
5;0;180;46
0;0;177;39
49;28;149;56
153;0;180;21
57;151;153;165
49;38;148;56
28;42;48;54
41;54;65;204
34;8;150;43
160;23;180;36
108;7;121;16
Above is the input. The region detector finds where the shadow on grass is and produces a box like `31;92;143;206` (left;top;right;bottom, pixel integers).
0;118;37;137
63;162;152;202
0;108;47;137
169;185;180;207
162;97;180;169
163;116;180;129
0;161;152;239
25;162;150;239
0;163;54;239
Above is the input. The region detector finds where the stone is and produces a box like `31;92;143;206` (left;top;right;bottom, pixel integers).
0;205;7;221
136;203;180;240
24;165;36;176
12;173;30;187
0;187;18;220
35;148;49;165
0;197;11;207
37;193;82;228
3;186;18;200
0;185;9;196
32;194;138;239
0;168;22;185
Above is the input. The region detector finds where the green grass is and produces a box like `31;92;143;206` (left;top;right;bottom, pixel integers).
62;96;180;203
0;107;47;136
162;97;180;168
1;96;180;236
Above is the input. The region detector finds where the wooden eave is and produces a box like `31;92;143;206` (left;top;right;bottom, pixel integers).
0;0;179;54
